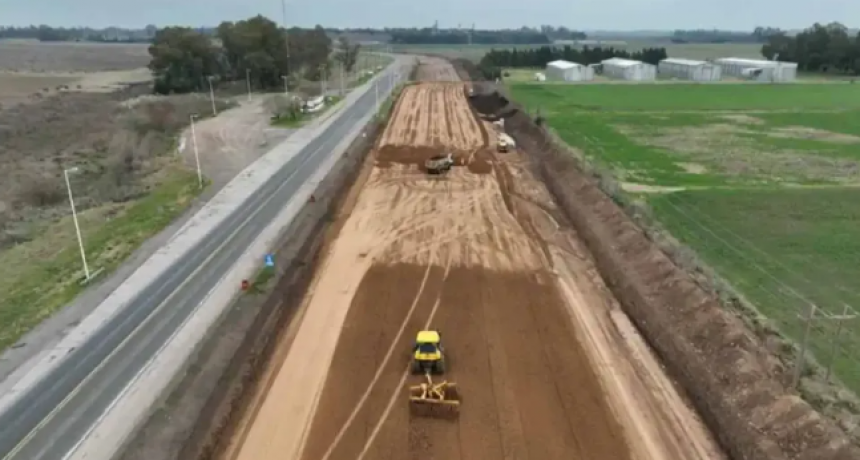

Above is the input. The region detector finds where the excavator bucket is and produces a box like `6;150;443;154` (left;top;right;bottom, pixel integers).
407;374;460;419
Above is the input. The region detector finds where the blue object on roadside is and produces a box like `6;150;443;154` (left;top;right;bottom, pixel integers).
264;253;275;267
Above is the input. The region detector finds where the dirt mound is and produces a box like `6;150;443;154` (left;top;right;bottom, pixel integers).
375;145;447;168
456;69;860;460
375;145;493;175
468;91;510;116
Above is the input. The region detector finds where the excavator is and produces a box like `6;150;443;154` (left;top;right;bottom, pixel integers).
408;330;460;419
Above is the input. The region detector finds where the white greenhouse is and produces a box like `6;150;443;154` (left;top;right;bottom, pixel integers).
601;58;656;81
713;57;797;82
545;60;594;82
658;58;722;81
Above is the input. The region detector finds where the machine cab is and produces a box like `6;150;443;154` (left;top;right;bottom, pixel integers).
413;330;442;361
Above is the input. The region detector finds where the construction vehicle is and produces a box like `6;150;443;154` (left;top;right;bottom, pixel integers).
412;330;446;374
497;133;515;153
424;153;455;175
408;372;460;419
408;330;460;418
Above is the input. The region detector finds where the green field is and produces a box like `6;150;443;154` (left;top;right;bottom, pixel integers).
510;81;860;393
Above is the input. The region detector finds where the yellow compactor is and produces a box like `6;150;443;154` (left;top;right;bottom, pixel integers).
408;330;460;419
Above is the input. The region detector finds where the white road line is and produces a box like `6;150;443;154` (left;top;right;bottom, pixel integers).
357;256;452;459
318;258;437;460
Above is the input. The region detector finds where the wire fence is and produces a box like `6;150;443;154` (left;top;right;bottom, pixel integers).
655;192;860;392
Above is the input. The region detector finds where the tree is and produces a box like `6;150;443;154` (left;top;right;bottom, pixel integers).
147;16;333;94
760;22;860;74
217;15;289;90
334;36;361;72
148;27;221;94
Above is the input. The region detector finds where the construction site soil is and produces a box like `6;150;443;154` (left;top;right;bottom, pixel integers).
218;60;725;460
122;57;858;460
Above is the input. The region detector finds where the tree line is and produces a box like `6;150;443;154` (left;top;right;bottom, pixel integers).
671;29;764;44
388;29;553;45
761;22;860;74
477;45;668;78
0;25;157;42
148;15;355;95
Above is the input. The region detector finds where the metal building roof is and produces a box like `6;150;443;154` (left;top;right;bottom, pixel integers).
601;57;643;67
715;57;798;68
546;60;582;69
659;58;711;66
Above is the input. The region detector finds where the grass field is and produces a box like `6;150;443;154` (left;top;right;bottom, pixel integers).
510;81;860;393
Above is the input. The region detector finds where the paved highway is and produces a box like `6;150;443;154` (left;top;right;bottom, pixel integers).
0;68;399;460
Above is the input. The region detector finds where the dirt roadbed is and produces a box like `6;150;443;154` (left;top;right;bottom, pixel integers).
222;57;724;460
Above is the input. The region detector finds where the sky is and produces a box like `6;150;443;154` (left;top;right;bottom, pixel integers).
2;0;858;31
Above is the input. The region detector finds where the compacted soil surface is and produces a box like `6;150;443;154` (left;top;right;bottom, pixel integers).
221;59;725;460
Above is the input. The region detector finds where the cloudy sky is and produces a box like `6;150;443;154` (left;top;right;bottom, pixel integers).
2;0;857;31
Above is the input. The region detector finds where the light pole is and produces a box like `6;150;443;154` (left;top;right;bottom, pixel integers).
64;166;90;281
281;75;289;94
189;114;203;189
280;0;290;89
340;62;345;96
206;76;217;116
245;69;252;102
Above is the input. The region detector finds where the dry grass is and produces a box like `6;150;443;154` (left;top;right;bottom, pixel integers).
0;87;237;348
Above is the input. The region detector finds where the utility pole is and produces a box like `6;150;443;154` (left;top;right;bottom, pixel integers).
340;62;345;96
281;0;290;82
245;69;252;101
64;167;90;281
189;114;203;189
321;64;327;96
824;304;857;382
792;303;857;388
206;76;217;116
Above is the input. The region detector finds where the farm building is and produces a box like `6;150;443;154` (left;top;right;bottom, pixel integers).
601;58;656;81
658;58;722;81
545;60;594;82
714;57;798;82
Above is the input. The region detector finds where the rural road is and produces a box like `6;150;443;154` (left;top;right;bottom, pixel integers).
0;68;399;460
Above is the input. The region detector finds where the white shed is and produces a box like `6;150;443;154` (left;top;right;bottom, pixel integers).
601;58;656;81
658;58;722;82
545;60;594;82
713;57;797;82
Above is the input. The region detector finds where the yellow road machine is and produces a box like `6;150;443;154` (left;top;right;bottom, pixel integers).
408;330;461;419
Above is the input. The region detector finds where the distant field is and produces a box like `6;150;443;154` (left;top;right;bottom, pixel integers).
0;41;152;107
509;81;860;392
390;41;764;61
0;40;150;72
